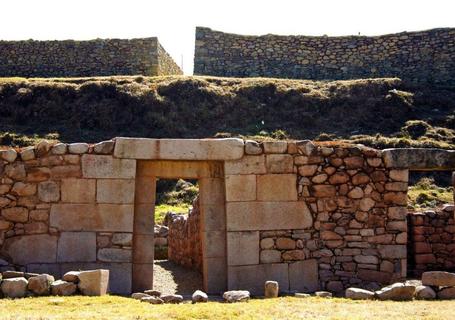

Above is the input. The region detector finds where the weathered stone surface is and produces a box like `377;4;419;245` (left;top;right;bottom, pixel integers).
315;291;332;297
112;233;133;246
28;274;55;295
225;175;256;202
94;140;115;154
260;250;281;263
114;137;244;160
51;143;67;155
192;290;208;303
77;269;109;296
38;181;60;202
5;163;26;180
96;179;135;204
61;179;96;203
98;248;132;262
141;296;164;304
144;289;161;297
378;245;407;259
51;280;77;296
257;174;297;201
244;140;262;155
223;290;250;303
415;285;436;300
68;143;89;154
345;287;375;300
382;148;455;170
437;287;455;299
422;271;455;287
1;277;28;298
224;155;266;175
131;292;150;300
20;147;35;161
264;280;279;298
0;149;17;162
2;207;28;222
2;234;57;265
161;294;184;304
266;154;293;173
311;185;336;197
57;232;97;262
82;155;136;179
263;141;287;154
226;201;312;231
375;283;415;301
288;259;319;293
62;271;80;283
227;231;259;266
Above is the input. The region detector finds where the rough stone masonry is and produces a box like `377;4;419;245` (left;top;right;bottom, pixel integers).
0;138;454;295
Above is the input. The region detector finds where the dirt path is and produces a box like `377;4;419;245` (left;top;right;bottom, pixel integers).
153;260;203;296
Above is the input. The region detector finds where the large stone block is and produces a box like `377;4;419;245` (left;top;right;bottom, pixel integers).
224;155;266;175
38;181;60;202
378;245;407;259
61;178;96;203
114;137;244;160
57;232;96;262
199;178;225;205
50;204;134;232
200;203;226;232
225;175;256;202
133;234;154;263
382;148;455;170
134;177;156;204
266;154;294;173
133;203;155;235
77;269;109;296
2;234;57;265
227;231;259;266
81;155;136;179
202;231;226;258
422;271;455;287
226;201;312;231
228;263;289;295
257;174;297;201
98;248;132;262
1;277;28;298
137;160;223;178
289;259;319;293
132;263;153;293
96;179;135;204
203;257;227;294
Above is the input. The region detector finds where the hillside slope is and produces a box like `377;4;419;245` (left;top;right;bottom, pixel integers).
0;76;453;149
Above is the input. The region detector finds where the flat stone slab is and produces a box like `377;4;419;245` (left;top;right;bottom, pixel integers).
114;137;244;160
422;271;455;287
382;148;455;170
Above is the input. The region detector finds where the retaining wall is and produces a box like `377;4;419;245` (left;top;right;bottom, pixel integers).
194;27;455;85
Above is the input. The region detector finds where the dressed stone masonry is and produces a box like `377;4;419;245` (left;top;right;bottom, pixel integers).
194;27;455;85
0;37;182;77
0;138;454;295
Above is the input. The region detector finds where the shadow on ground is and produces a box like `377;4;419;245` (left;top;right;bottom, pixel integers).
153;260;203;296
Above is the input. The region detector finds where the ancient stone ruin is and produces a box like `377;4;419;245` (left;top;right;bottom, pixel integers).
0;138;453;296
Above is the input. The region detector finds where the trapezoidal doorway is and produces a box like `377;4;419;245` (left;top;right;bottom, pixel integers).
132;160;227;294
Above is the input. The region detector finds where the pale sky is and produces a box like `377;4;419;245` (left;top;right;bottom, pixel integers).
1;0;454;74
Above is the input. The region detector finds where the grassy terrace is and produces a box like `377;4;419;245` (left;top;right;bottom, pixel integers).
1;296;455;320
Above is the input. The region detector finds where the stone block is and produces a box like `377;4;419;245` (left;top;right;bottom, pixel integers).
263;141;287;154
94;140;115;154
2;234;57;265
96;179;135;204
203;257;227;294
50;204;134;232
68;143;89;154
378;245;407;259
200;203;226;232
28;274;54;295
82;155;136;179
38;181;60;202
289;259;319;293
51;280;77;296
225;175;256;202
257;174;297;201
358;269;392;284
265;281;279;298
114;137;244;160
98;248;132;262
112;233;133;246
11;182;37;196
133;234;154;263
134;177;156;204
422;271;455;287
2;207;29;222
202;231;226;258
245;140;263;155
132;263;153;293
260;250;281;263
77;269;109;296
57;232;96;262
228;263;289;295
383;148;455;170
224;155;266;175
199;178;225;205
227;231;259;266
1;277;28;298
133;203;155;235
137;160;223;178
61;178;96;203
226;201;312;231
266;154;294;173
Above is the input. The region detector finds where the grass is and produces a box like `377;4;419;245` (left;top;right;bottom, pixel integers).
154;203;191;225
408;177;453;210
1;295;455;319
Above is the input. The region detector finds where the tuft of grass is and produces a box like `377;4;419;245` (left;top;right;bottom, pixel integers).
408;177;453;210
1;295;455;320
154;203;191;225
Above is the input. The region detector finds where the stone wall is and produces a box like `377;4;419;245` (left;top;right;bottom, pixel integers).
0;38;182;77
167;197;202;272
194;27;455;85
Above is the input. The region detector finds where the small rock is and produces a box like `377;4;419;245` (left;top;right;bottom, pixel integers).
437;287;455;299
345;288;374;300
294;293;311;298
223;290;250;303
264;281;279;298
144;289;161;297
35;140;52;157
375;283;415;301
422;271;455;287
51;143;67;155
132;292;151;300
161;294;184;304
77;269;109;296
245;140;262;155
192;290;208;303
28;274;55;296
20;147;35;161
62;271;80;283
1;277;28;298
141;296;164;304
68;143;89;154
315;291;332;298
0;149;17;163
51;280;77;296
296;140;316;156
415;285;436;300
94;140;115;154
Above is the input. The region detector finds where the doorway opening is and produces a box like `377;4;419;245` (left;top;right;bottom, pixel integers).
153;178;203;296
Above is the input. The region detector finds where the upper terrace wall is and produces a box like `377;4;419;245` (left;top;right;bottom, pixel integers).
0;138;453;295
0;38;182;77
194;27;455;85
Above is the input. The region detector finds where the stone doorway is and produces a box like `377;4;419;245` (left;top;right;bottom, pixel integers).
132;160;227;294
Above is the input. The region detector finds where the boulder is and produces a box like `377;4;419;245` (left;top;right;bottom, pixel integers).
422;271;455;287
62;271;80;283
345;288;375;300
28;274;55;295
144;289;161;297
264;281;279;298
375;283;415;301
192;290;208;303
315;291;332;298
51;280;77;296
141;296;164;304
77;269;109;296
437;287;455;299
131;292;150;300
415;285;436;300
161;294;184;304
223;290;250;303
1;277;28;298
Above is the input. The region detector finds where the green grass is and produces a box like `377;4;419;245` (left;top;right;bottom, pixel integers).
1;295;455;320
408;177;453;210
154;203;191;225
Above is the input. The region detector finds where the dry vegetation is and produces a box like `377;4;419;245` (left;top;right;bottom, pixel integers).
0;76;453;149
1;295;455;320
